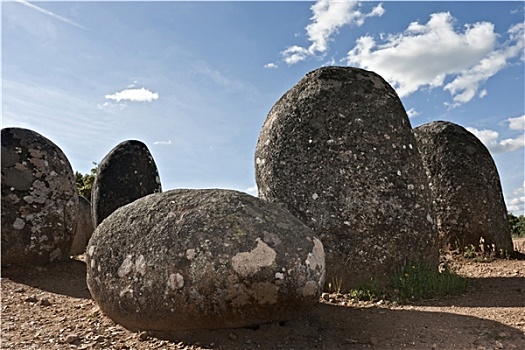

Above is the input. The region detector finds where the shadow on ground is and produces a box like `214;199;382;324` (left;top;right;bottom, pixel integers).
2;258;91;299
2;258;524;349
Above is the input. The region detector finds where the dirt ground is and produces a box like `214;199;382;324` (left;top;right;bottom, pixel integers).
2;238;524;350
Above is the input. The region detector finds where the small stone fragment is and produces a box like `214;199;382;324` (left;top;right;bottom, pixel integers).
24;295;38;303
495;340;504;349
228;332;238;341
64;334;79;344
39;298;52;307
369;337;378;346
138;331;148;341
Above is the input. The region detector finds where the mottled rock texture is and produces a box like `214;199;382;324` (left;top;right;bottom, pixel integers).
86;189;325;332
91;140;161;227
414;121;513;252
70;195;94;255
255;66;439;291
1;127;79;265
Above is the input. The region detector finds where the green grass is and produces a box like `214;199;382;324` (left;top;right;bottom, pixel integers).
347;262;469;303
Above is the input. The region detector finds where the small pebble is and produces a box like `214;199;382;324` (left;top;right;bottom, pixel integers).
228;332;238;341
495;340;504;349
64;334;79;344
24;295;38;303
369;336;378;346
138;332;149;341
40;298;52;307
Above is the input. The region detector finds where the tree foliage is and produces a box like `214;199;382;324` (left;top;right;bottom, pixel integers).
508;212;525;237
75;163;98;200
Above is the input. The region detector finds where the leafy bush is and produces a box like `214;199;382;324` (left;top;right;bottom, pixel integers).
75;163;98;199
347;262;468;303
508;212;525;237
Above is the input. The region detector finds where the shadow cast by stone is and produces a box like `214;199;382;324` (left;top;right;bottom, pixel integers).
147;303;525;349
1;258;91;300
408;276;525;308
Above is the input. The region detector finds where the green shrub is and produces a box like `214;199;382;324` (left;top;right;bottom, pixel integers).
347;262;468;303
389;262;468;302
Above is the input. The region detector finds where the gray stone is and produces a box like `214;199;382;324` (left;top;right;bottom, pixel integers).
70;195;94;255
255;66;439;291
86;189;325;331
1;127;79;265
413;121;513;252
91;140;161;227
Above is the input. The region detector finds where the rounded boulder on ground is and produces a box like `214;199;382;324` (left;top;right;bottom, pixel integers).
414;121;513;252
70;195;94;255
255;66;439;291
1;127;79;265
91;140;161;227
86;189;325;332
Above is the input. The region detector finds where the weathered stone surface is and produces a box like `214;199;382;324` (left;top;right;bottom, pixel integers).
70;195;94;255
255;66;439;291
91;140;161;226
1;127;79;265
86;189;325;332
414;121;513;252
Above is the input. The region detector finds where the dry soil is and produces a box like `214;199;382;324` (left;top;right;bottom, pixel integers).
2;238;524;350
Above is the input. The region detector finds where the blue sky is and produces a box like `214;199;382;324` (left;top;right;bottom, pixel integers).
2;1;524;215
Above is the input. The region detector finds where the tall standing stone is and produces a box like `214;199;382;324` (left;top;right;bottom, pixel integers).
255;66;439;290
91;140;162;226
1;127;79;265
414;121;513;252
70;195;95;255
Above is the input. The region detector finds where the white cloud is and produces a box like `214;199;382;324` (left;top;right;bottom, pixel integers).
467;127;525;154
244;186;258;197
105;88;159;102
97;101;126;110
507;181;525;215
478;89;487;98
507;115;525;131
15;0;87;30
282;0;384;65
153;140;172;145
264;63;278;69
406;108;419;119
346;13;524;107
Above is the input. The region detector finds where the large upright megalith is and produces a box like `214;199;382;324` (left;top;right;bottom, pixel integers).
414;121;513;252
255;66;439;290
91;140;162;226
1;127;79;265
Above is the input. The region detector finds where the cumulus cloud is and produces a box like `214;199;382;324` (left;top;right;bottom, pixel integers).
105;88;159;102
244;186;258;197
153;140;172;145
346;13;524;107
264;63;278;69
406;108;419;119
507;115;525;131
507;180;525;215
282;0;384;64
467;126;524;154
